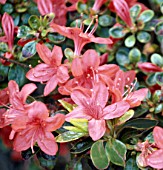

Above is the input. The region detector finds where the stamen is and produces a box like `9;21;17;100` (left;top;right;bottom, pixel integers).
80;13;84;30
84;17;95;34
129;78;137;93
88;16;98;36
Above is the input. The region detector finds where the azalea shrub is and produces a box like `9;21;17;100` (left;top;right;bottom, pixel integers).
0;0;163;170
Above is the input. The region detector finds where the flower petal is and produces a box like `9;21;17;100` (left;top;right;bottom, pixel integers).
71;58;83;77
103;101;130;119
138;62;162;72
89;37;113;44
57;65;69;84
147;149;163;169
37;0;54;15
153;126;163;149
37;131;58;155
51;45;63;66
44;75;58;96
45;114;65;131
88;118;106;141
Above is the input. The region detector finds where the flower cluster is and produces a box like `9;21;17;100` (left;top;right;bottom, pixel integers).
0;0;163;169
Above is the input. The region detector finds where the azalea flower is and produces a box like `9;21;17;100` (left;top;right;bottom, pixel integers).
66;82;130;141
0;13;14;50
108;0;134;28
0;87;9;106
138;62;163;73
92;0;107;12
50;18;112;56
147;126;163;169
2;80;37;127
26;43;69;96
12;101;65;155
110;70;148;108
36;0;77;25
58;49;119;95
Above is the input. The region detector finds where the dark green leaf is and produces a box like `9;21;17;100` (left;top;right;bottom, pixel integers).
99;15;114;27
155;103;163;114
77;1;88;13
130;5;141;20
125;157;139;170
138;10;154;23
105;138;126;167
8;65;28;87
125;35;136;47
109;26;126;38
17;25;31;38
137;31;151;43
123;118;158;129
91;140;109;169
155;21;163;36
116;47;130;66
151;53;163;67
156;72;163;86
2;3;14;14
129;48;141;63
28;15;40;30
22;41;37;59
0;64;9;82
146;73;157;86
48;33;65;44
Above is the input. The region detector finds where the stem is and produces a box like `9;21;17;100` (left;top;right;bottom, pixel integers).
0;55;29;68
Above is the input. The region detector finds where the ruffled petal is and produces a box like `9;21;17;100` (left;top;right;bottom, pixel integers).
153;126;163;149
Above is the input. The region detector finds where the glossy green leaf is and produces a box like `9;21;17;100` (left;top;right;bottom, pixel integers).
152;90;162;103
42;13;55;26
129;48;141;63
56;131;87;143
70;119;88;132
155;21;163;36
125;157;139;170
155;103;163;114
137;31;151;43
63;126;85;133
115;110;134;126
12;13;20;26
48;33;65;44
96;27;109;38
17;25;31;38
130;5;141;20
21;13;30;25
133;106;149;118
151;53;163;67
70;138;93;154
74;162;82;170
0;64;9;82
156;72;163;86
105;138;126;167
58;99;74;112
77;1;88;13
137;10;154;23
146;73;157;86
28;15;40;30
15;3;28;13
0;42;8;52
2;3;14;14
64;48;74;62
116;47;130;66
91;140;109;169
125;35;136;47
109;26;126;38
22;41;37;59
123;118;158;129
8;65;28;87
99;15;114;27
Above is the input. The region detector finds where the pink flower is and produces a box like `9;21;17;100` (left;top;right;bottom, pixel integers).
92;0;107;11
108;0;134;27
36;0;77;25
0;0;6;4
59;49;119;95
110;70;148;108
66;82;130;141
26;43;69;96
138;62;163;73
0;87;9;106
51;20;112;56
147;126;163;169
2;80;37;127
0;13;14;50
12;101;65;155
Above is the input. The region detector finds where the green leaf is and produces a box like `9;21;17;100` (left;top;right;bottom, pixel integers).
133;106;149;118
155;21;163;36
48;33;65;44
0;64;9;82
152;90;162;103
156;72;163;86
56;131;87;143
70;119;88;132
137;10;154;23
90;140;109;169
125;35;136;47
155;103;163;114
115;110;134;126
70;138;93;154
116;47;130;66
125;157;139;170
42;13;55;26
17;25;31;38
0;42;8;52
151;53;163;67
77;1;88;13
105;138;126;167
22;41;37;59
63;126;85;133
2;3;14;14
109;26;126;38
74;162;82;170
28;15;40;30
130;5;141;20
137;31;151;43
146;73;157;86
123;118;158;130
99;15;114;27
8;65;28;87
129;48;141;63
58;99;74;112
64;48;74;62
